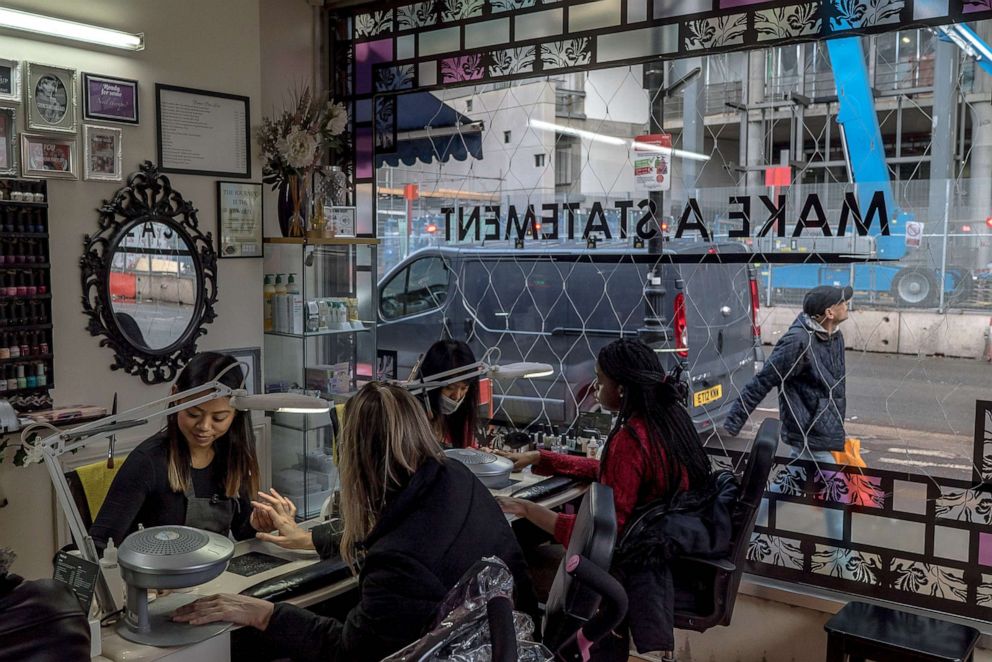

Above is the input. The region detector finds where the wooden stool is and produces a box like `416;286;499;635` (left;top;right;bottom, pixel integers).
823;601;980;662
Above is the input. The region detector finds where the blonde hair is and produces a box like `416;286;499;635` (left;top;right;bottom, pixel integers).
338;382;445;567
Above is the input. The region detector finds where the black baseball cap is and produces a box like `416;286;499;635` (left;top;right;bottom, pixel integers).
803;285;854;317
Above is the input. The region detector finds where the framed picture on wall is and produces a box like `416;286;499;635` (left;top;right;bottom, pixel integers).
0;107;17;176
82;73;139;124
21;132;76;179
0;58;20;102
25;62;77;134
325;206;356;237
83;125;122;181
220;347;262;395
156;83;250;178
217;181;263;258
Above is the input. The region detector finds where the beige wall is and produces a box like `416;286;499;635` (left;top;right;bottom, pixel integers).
0;0;316;579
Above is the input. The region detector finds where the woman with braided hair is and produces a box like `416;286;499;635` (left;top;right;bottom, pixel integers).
497;337;711;547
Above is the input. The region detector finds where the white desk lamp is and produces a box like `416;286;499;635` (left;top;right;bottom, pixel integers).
400;348;554;397
20;363;330;618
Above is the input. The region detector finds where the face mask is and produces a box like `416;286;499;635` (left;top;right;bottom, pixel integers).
439;393;464;415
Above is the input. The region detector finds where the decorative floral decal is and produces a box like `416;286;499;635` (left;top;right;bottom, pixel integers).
982;407;992;481
490;0;537;12
769;464;806;497
488;47;537;77
541;38;592;70
812;545;880;583
812;469;885;508
747;533;804;570
891;560;968;602
684;14;747;50
374;97;395;151
829;0;903;31
964;0;992;12
441;54;486;83
442;0;485;21
375;65;416;92
755;3;821;41
355;10;394;38
396;1;437;29
977;574;992;606
936;488;992;525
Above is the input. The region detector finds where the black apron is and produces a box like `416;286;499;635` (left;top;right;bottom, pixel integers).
183;481;236;534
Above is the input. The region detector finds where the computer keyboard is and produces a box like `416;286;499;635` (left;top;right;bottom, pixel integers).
510;475;584;501
239;556;352;602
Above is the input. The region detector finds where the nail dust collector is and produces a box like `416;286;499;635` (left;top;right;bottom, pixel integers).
116;525;235;646
444;448;514;489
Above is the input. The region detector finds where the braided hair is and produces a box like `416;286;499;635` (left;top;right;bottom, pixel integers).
597;339;711;496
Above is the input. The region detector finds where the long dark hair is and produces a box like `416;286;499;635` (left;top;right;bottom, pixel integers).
415;340;479;448
597;339;711;495
166;352;260;499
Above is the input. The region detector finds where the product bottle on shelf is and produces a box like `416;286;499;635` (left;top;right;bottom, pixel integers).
263;274;275;332
287;274;303;335
273;274;287;333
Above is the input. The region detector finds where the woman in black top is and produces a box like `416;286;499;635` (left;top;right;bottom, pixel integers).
90;352;264;552
173;382;533;662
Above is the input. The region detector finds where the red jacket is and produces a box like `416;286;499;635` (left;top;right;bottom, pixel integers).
533;417;689;545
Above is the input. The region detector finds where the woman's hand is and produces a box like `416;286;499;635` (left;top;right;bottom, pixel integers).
496;496;530;519
249;489;297;533
497;497;558;535
171;594;274;630
493;449;540;472
251;499;314;551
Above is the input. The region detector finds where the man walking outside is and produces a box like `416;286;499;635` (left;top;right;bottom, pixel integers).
724;285;853;558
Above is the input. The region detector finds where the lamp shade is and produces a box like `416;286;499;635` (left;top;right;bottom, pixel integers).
488;362;554;380
229;392;330;413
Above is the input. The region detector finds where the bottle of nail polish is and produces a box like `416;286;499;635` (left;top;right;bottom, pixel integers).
36;270;46;295
25;364;36;389
19;333;29;358
6;366;17;392
25;271;35;297
39;332;49;355
16;364;25;390
36;362;47;387
9;333;20;359
0;334;10;360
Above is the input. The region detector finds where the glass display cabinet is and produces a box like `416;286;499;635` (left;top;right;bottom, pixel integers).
262;236;378;518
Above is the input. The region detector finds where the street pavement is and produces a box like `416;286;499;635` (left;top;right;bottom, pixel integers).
703;351;990;480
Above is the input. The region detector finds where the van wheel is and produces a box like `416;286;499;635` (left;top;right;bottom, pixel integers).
891;268;937;307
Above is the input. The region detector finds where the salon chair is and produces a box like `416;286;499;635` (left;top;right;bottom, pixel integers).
541;482;617;651
65;458;125;530
671;418;779;631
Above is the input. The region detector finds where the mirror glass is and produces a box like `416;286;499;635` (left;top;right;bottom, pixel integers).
108;220;199;351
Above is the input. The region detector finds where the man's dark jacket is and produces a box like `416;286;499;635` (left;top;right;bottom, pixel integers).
725;312;847;452
264;457;535;662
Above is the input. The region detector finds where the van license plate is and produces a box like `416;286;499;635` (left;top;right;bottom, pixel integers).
692;385;723;407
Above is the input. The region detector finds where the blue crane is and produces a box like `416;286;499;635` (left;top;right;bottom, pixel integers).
763;32;978;307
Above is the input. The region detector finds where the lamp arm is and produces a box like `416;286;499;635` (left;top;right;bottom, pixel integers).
32;381;236;457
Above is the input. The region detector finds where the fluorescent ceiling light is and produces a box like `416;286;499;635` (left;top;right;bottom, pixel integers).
530;118;625;146
528;118;711;162
0;7;144;50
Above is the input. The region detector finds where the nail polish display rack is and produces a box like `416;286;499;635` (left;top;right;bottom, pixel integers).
0;178;53;412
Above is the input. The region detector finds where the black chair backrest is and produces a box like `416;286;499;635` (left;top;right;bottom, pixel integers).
542;482;616;649
722;418;778;614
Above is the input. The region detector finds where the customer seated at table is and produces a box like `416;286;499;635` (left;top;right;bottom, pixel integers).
497;338;712;545
0;547;90;662
173;382;534;662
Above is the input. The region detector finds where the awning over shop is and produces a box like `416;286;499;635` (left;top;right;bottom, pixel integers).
376;91;484;168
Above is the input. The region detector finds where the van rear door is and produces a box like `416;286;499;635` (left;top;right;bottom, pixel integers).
678;257;756;433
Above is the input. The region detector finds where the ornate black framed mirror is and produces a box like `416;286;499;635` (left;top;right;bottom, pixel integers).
81;161;218;384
